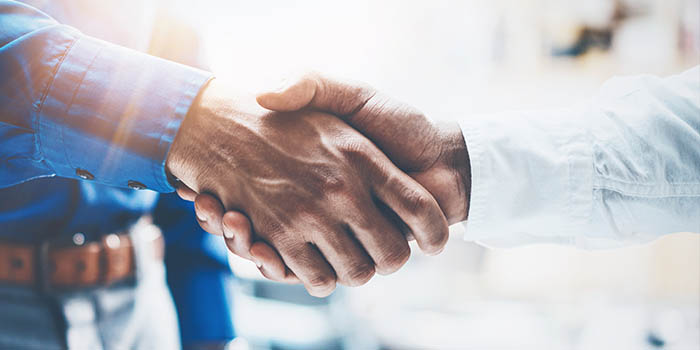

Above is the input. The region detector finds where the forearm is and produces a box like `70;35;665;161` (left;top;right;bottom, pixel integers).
460;67;700;248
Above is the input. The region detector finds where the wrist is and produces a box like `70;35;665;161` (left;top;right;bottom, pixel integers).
166;78;229;192
165;98;201;188
439;122;471;224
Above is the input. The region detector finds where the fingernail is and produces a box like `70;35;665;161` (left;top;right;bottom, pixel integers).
249;249;263;267
196;211;207;222
222;223;234;239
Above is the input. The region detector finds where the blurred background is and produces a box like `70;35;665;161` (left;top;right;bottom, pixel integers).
173;0;699;349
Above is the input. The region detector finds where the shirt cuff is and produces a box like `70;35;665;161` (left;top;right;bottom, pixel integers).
459;110;593;247
37;33;213;193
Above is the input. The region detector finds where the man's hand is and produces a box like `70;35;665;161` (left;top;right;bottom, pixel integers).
189;73;470;283
166;79;449;296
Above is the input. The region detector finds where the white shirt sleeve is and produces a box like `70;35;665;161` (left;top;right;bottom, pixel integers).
459;67;700;249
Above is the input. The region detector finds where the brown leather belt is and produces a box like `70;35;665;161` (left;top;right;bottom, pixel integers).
0;217;163;292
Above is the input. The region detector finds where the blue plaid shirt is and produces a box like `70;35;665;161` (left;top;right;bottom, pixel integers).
0;0;234;344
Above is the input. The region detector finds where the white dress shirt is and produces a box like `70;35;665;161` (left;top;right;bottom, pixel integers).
460;67;700;249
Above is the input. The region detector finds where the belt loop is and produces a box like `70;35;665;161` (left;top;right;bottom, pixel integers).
35;240;52;295
98;235;108;286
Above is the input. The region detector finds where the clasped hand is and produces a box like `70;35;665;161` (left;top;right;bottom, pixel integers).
168;73;470;297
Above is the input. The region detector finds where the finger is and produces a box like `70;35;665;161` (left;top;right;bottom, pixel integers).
220;213;300;283
276;242;337;298
349;206;411;275
221;211;254;261
176;184;198;201
375;200;414;241
313;226;375;287
373;170;449;256
256;71;376;116
193;193;224;236
249;242;300;284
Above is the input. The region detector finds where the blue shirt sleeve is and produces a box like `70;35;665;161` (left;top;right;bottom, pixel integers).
0;0;212;192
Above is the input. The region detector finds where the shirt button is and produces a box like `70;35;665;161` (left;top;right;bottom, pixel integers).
75;168;94;180
72;233;86;246
127;180;147;190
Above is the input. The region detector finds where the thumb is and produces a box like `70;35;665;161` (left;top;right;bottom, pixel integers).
256;76;318;112
256;72;377;117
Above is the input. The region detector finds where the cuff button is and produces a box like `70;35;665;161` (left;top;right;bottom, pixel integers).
72;233;86;246
127;180;147;190
75;168;94;181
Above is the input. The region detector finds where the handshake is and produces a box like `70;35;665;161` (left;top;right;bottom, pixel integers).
166;72;471;297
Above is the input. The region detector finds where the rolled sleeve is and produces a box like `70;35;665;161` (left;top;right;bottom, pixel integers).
37;34;212;192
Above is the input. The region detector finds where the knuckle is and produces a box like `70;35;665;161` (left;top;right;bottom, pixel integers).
307;272;336;290
308;166;349;195
376;243;410;275
339;139;374;165
319;171;347;194
422;230;449;254
402;187;432;214
343;263;375;287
